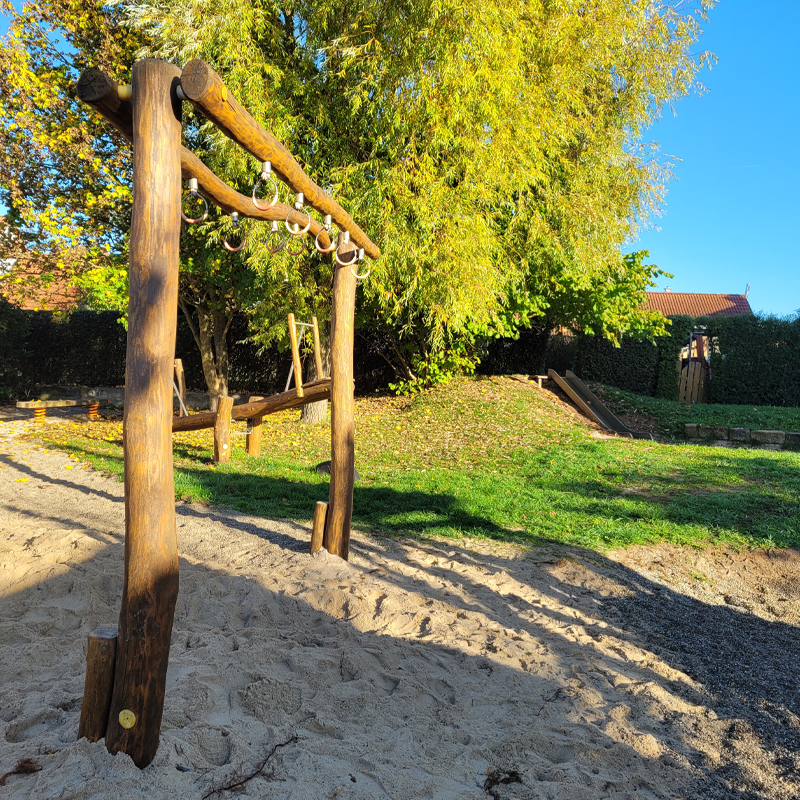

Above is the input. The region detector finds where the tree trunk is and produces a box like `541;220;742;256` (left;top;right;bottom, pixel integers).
301;336;331;425
179;297;231;412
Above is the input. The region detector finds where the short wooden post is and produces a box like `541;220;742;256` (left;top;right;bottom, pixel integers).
288;312;304;397
78;626;118;742
246;396;264;457
310;501;328;554
312;315;324;378
324;233;357;560
174;358;187;416
103;58;183;770
214;395;234;462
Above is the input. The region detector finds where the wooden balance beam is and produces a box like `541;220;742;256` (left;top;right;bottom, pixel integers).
172;379;332;461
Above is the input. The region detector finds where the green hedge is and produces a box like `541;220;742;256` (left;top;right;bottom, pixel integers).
0;298;395;400
702;315;800;406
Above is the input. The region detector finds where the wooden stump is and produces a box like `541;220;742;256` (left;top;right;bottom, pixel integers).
245;396;264;457
310;501;328;554
324;234;357;560
103;58;183;770
214;396;234;463
78;626;118;742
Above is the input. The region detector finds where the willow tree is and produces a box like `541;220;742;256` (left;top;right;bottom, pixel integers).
116;0;713;386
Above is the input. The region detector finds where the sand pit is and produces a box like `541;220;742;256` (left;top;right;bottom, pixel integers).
1;417;800;799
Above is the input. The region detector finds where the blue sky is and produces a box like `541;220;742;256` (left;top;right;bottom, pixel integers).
629;0;800;317
2;3;798;316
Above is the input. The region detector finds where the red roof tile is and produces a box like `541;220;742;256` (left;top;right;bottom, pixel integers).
641;292;753;318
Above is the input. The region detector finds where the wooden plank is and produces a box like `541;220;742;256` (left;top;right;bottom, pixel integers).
179;60;379;260
171;379;332;433
324;233;358;560
75;68;333;251
312;315;324;379
214;396;234;462
689;362;701;404
78;626;118;742
16;399;108;408
679;365;689;403
103;58;182;770
288;313;304;398
310;501;328;554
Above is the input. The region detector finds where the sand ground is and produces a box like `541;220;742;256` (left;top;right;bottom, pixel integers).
1;414;799;799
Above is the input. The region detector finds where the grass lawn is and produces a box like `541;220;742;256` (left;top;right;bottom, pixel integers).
24;376;800;551
590;383;800;439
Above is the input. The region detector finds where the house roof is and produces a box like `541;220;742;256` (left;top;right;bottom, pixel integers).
641;292;753;318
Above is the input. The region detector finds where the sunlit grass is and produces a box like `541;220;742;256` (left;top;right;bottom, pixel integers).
26;376;800;551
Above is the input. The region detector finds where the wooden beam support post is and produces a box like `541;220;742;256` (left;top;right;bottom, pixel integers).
214;396;234;463
324;234;358;560
103;59;182;770
174;359;187;416
246;396;264;457
310;501;328;554
287;313;304;398
312;315;324;379
78;626;118;742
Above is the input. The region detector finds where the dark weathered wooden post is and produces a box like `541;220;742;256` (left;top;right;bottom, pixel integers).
103;59;183;769
324;235;357;560
78;626;118;742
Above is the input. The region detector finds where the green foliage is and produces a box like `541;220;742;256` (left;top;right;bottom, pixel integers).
574;335;661;396
654;315;694;400
0;297;30;400
703;315;800;406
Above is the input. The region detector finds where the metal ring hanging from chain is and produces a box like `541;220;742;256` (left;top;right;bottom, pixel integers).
351;247;371;280
285;192;312;236
223;212;246;252
252;160;279;211
266;220;285;254
314;214;337;253
334;230;356;266
181;178;208;224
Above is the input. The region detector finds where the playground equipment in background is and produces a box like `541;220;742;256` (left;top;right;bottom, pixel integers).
16;398;107;421
76;58;379;768
547;370;653;440
171;314;329;462
678;332;709;404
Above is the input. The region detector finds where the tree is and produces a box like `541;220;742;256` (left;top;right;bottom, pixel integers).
121;0;713;385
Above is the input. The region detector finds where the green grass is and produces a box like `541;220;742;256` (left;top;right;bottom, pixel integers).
26;376;800;551
590;383;800;439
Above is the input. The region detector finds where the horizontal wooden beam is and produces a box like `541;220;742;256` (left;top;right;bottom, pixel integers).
75;68;332;250
171;379;331;433
180;60;380;260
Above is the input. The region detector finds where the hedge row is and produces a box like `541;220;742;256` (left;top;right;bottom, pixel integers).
0;299;393;402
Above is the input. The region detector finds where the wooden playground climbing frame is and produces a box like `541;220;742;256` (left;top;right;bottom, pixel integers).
76;58;379;768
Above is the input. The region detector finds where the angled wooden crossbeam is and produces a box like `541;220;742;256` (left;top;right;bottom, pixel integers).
75;68;333;250
179;60;380;260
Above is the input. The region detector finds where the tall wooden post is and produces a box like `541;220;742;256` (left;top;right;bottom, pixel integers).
324;235;357;560
104;59;183;769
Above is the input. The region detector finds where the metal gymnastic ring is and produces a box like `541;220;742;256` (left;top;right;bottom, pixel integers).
286;233;306;257
181;179;208;224
266;221;285;254
351;248;370;280
223;212;246;252
285;209;312;236
315;228;336;253
252;161;279;211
